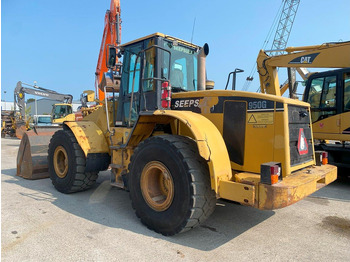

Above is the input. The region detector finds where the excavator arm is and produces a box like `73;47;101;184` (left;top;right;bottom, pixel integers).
95;0;121;101
257;41;350;96
14;81;73;119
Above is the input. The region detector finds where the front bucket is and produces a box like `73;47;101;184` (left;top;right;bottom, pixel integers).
16;125;27;139
16;127;61;179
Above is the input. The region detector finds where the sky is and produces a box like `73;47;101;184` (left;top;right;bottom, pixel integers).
2;0;350;102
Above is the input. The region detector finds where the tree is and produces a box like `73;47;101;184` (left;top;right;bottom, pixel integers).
27;98;35;103
25;106;32;122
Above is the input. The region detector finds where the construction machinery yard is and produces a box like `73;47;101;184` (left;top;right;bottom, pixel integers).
2;0;350;261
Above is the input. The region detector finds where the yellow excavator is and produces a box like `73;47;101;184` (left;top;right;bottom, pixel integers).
257;41;350;169
14;81;75;138
20;32;336;236
15;87;97;180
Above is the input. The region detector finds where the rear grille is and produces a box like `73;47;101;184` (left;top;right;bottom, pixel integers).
288;105;314;166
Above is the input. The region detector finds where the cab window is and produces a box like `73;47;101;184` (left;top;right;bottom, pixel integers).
128;54;141;93
307;75;337;122
163;41;197;92
320;76;337;109
143;46;156;92
307;77;323;108
171;58;187;89
344;72;350;111
121;43;143;95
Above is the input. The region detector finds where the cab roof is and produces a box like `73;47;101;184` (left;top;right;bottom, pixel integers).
120;32;200;50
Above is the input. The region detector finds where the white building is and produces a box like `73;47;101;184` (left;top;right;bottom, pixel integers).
1;101;17;111
1;99;81;116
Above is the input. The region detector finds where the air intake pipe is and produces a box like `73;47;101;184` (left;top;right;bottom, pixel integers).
197;43;209;91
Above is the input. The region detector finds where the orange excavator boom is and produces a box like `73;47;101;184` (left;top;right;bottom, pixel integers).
95;0;121;101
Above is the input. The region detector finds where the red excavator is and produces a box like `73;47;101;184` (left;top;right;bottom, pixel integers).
95;0;121;102
17;0;122;180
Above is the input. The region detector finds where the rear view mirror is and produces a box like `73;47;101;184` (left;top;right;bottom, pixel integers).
107;46;117;68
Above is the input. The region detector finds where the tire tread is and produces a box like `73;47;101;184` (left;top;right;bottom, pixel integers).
129;135;216;235
48;129;98;193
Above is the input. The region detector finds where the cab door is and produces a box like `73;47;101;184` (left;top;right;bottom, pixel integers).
139;39;159;112
341;70;350;140
305;73;340;139
117;42;143;126
116;38;167;126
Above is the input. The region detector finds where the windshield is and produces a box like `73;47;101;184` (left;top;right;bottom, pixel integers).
163;40;198;92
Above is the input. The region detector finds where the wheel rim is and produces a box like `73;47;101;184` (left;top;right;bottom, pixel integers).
53;146;69;178
140;161;174;212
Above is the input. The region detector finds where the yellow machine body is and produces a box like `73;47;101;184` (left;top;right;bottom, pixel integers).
63;88;336;210
52;103;75;124
312;111;350;141
82;90;95;102
64;121;110;156
55;33;337;210
38;33;336;218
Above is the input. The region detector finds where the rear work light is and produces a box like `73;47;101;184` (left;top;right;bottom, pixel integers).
161;81;171;109
261;162;282;185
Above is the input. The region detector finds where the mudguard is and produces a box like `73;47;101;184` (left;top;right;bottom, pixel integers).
127;110;232;193
64;122;110;172
64;121;109;157
64;121;110;155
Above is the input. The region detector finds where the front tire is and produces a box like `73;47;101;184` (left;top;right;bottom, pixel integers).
129;135;216;236
48;129;98;193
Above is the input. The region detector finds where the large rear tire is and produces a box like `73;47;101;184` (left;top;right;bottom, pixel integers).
48;129;98;193
129;135;216;236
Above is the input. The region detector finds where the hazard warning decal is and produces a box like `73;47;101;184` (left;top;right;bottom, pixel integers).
247;112;274;125
297;128;308;155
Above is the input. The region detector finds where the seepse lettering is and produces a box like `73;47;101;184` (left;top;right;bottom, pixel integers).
174;99;200;108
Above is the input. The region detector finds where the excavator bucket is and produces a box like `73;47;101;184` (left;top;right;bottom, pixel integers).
16;125;27;139
16;127;60;179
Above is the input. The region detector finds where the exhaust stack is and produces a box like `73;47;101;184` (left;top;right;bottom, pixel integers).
197;43;209;91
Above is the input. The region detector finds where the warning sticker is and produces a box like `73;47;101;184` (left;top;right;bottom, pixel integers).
247;112;274;125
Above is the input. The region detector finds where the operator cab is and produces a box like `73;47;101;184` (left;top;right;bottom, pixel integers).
115;33;202;126
304;68;350;122
52;104;73;120
303;67;350;139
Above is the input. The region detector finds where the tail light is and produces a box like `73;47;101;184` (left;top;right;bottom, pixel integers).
315;151;329;166
161;81;171;109
261;162;282;185
270;165;281;184
322;151;328;165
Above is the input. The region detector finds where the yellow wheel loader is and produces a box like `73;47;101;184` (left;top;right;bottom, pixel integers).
43;33;337;235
